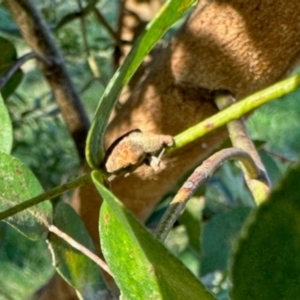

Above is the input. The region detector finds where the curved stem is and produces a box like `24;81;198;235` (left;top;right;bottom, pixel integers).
155;148;266;242
0;52;48;91
55;0;98;30
0;174;92;221
214;90;271;204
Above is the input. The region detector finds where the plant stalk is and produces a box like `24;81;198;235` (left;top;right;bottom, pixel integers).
0;174;92;221
214;90;271;204
167;73;300;154
155;148;267;242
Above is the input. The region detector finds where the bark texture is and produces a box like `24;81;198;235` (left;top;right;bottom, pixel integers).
5;0;90;159
36;0;300;298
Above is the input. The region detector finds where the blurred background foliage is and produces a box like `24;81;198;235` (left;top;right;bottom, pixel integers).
0;0;299;299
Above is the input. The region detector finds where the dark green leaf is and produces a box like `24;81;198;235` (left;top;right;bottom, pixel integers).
231;165;300;300
0;152;51;240
48;202;107;299
0;93;12;153
201;207;252;276
179;197;204;254
178;247;201;276
0;36;23;99
259;150;281;186
93;171;215;300
0;6;21;37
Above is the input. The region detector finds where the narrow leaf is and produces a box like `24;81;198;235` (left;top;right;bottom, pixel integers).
231;165;300;300
0;152;51;240
0;93;12;153
0;36;23;99
92;171;215;300
48;202;107;300
86;0;197;168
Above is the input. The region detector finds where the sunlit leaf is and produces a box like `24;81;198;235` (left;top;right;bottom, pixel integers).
0;152;51;240
0;36;23;99
201;207;252;276
86;0;197;168
48;202;107;300
231;165;300;300
0;93;12;153
93;171;215;300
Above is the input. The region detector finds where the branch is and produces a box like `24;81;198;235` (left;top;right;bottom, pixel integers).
214;90;271;204
55;0;121;47
0;52;48;91
55;0;98;31
76;0;102;80
48;225;112;276
0;174;92;221
155;148;267;242
167;73;300;154
5;0;90;159
93;8;122;47
262;148;298;164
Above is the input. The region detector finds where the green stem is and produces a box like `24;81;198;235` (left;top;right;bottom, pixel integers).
214;90;271;204
167;73;300;153
49;224;112;276
155;148;265;242
0;174;92;221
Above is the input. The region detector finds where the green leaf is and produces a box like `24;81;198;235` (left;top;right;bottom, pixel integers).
201;207;252;276
179;197;204;254
92;171;215;300
86;0;197;168
259;150;281;186
48;202;107;300
0;6;21;37
0;152;51;240
0;36;23;99
231;165;300;300
0;93;12;153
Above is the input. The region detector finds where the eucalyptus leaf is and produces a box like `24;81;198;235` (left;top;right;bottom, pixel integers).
179;196;204;254
231;165;300;300
0;152;51;240
201;207;252;276
93;171;215;300
86;0;197;168
0;36;23;99
48;202;108;300
0;93;12;153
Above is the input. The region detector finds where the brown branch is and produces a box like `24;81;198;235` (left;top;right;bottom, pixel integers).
5;0;90;159
49;224;112;276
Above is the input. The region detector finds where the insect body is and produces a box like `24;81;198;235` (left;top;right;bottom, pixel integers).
104;130;174;175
